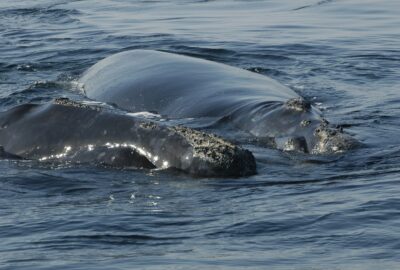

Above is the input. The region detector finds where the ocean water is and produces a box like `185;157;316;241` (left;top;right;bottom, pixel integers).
1;0;400;269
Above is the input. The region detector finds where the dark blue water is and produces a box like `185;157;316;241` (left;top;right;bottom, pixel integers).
1;0;400;269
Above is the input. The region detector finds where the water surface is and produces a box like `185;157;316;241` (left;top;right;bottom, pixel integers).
1;0;400;269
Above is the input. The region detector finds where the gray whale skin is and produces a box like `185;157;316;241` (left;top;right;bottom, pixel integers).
80;50;358;154
0;99;256;177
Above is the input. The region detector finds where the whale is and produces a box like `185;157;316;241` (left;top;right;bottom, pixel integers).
0;98;256;177
80;50;359;154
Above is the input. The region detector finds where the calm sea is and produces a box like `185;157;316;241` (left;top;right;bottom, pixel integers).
1;0;400;269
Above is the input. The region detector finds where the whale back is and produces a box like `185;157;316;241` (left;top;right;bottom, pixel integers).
80;50;299;118
80;50;359;154
0;100;256;176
